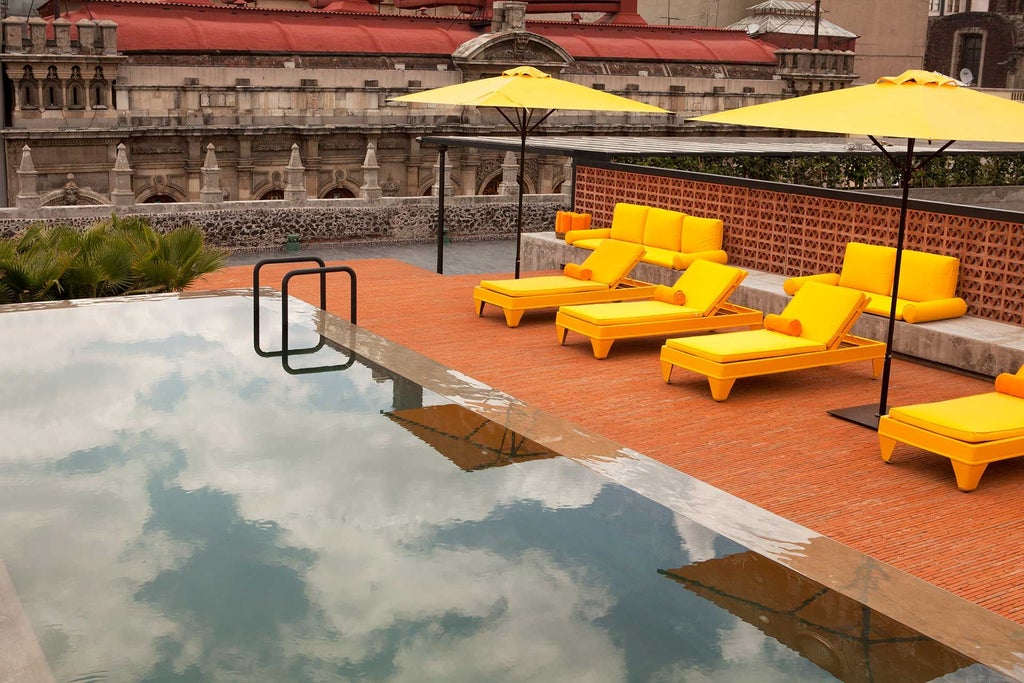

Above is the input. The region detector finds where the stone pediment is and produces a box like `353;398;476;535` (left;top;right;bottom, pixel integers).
452;31;573;77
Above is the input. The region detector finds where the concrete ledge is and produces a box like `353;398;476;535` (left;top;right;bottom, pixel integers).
522;232;1024;378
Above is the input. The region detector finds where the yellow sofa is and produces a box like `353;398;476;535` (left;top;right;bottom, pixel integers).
783;242;967;324
564;202;728;270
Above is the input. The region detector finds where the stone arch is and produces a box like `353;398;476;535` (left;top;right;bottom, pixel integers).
137;175;187;203
418;174;461;196
317;174;360;198
39;176;110;206
452;31;574;78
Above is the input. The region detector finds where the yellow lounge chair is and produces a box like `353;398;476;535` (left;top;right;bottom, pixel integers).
554;260;762;359
878;366;1024;491
473;239;654;328
659;281;886;401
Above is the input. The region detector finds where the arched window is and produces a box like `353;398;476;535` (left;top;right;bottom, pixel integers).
90;66;107;109
67;66;85;110
19;65;38;109
260;189;285;200
322;187;355;199
44;66;62;109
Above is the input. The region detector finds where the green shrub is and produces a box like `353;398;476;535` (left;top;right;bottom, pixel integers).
0;215;227;304
628;153;1024;190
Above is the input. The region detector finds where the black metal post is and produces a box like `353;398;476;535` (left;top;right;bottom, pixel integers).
436;144;447;274
514;110;528;279
877;138;915;418
813;0;821;49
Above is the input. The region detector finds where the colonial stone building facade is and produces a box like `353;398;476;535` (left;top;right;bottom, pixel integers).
0;0;816;207
926;4;1024;88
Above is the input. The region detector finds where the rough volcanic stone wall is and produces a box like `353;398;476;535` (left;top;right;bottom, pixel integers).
0;196;566;251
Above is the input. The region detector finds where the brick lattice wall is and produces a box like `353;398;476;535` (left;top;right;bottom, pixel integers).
574;164;1024;327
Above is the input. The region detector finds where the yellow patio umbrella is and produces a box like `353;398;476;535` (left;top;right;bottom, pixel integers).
390;66;671;277
691;70;1024;428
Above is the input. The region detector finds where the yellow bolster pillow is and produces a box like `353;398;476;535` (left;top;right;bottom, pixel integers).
653;285;685;305
764;314;803;336
564;263;593;280
994;372;1024;398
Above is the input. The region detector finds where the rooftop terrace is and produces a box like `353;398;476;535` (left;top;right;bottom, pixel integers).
198;244;1024;644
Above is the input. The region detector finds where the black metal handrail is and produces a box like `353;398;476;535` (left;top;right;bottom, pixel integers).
253;257;327;359
252;257;358;374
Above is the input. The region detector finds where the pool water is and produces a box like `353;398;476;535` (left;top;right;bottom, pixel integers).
0;293;1009;682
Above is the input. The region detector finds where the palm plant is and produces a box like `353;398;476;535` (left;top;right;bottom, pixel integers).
0;216;228;303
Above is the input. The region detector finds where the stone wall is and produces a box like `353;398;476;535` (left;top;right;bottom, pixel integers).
0;194;567;250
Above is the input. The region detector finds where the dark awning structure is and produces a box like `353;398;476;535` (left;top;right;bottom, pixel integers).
418;134;1024;160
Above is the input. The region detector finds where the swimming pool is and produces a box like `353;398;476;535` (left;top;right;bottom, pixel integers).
0;291;1018;682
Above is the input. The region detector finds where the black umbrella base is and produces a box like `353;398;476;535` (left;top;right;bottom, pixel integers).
828;403;881;430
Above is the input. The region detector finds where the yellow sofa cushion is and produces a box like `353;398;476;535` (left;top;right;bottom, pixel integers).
896;250;960;302
480;275;608;297
889;392;1024;443
642;245;682;269
564;228;610;245
680;216;724;254
781;281;867;348
579;239;646;285
570;237;605;251
673;259;747;317
642;208;685;252
783;273;840;296
665;328;825;363
672;250;729;270
562;300;701;325
608;203;649;243
837;242;896;296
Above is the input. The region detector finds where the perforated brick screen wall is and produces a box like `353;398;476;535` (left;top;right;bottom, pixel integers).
575;164;1024;327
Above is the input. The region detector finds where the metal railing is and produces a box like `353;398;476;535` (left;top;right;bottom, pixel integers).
252;256;358;374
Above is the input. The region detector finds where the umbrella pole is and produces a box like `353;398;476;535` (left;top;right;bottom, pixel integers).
828;137;915;430
436;144;447;275
514;109;528;279
877;138;916;418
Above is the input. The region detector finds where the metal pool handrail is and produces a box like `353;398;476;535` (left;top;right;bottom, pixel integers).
252;257;358;374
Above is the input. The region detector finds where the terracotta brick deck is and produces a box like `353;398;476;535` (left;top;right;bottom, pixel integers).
197;259;1024;626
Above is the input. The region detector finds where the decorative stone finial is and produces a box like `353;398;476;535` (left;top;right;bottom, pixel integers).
284;143;306;202
498;150;519;196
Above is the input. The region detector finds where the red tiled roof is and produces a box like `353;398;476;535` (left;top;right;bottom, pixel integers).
53;0;777;63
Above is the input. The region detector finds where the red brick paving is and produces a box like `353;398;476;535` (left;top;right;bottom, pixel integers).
197;259;1024;625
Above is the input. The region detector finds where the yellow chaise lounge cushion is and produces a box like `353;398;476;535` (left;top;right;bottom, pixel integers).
480;275;609;297
665;329;824;363
561;300;703;325
888;392;1024;443
662;281;864;362
479;240;646;297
